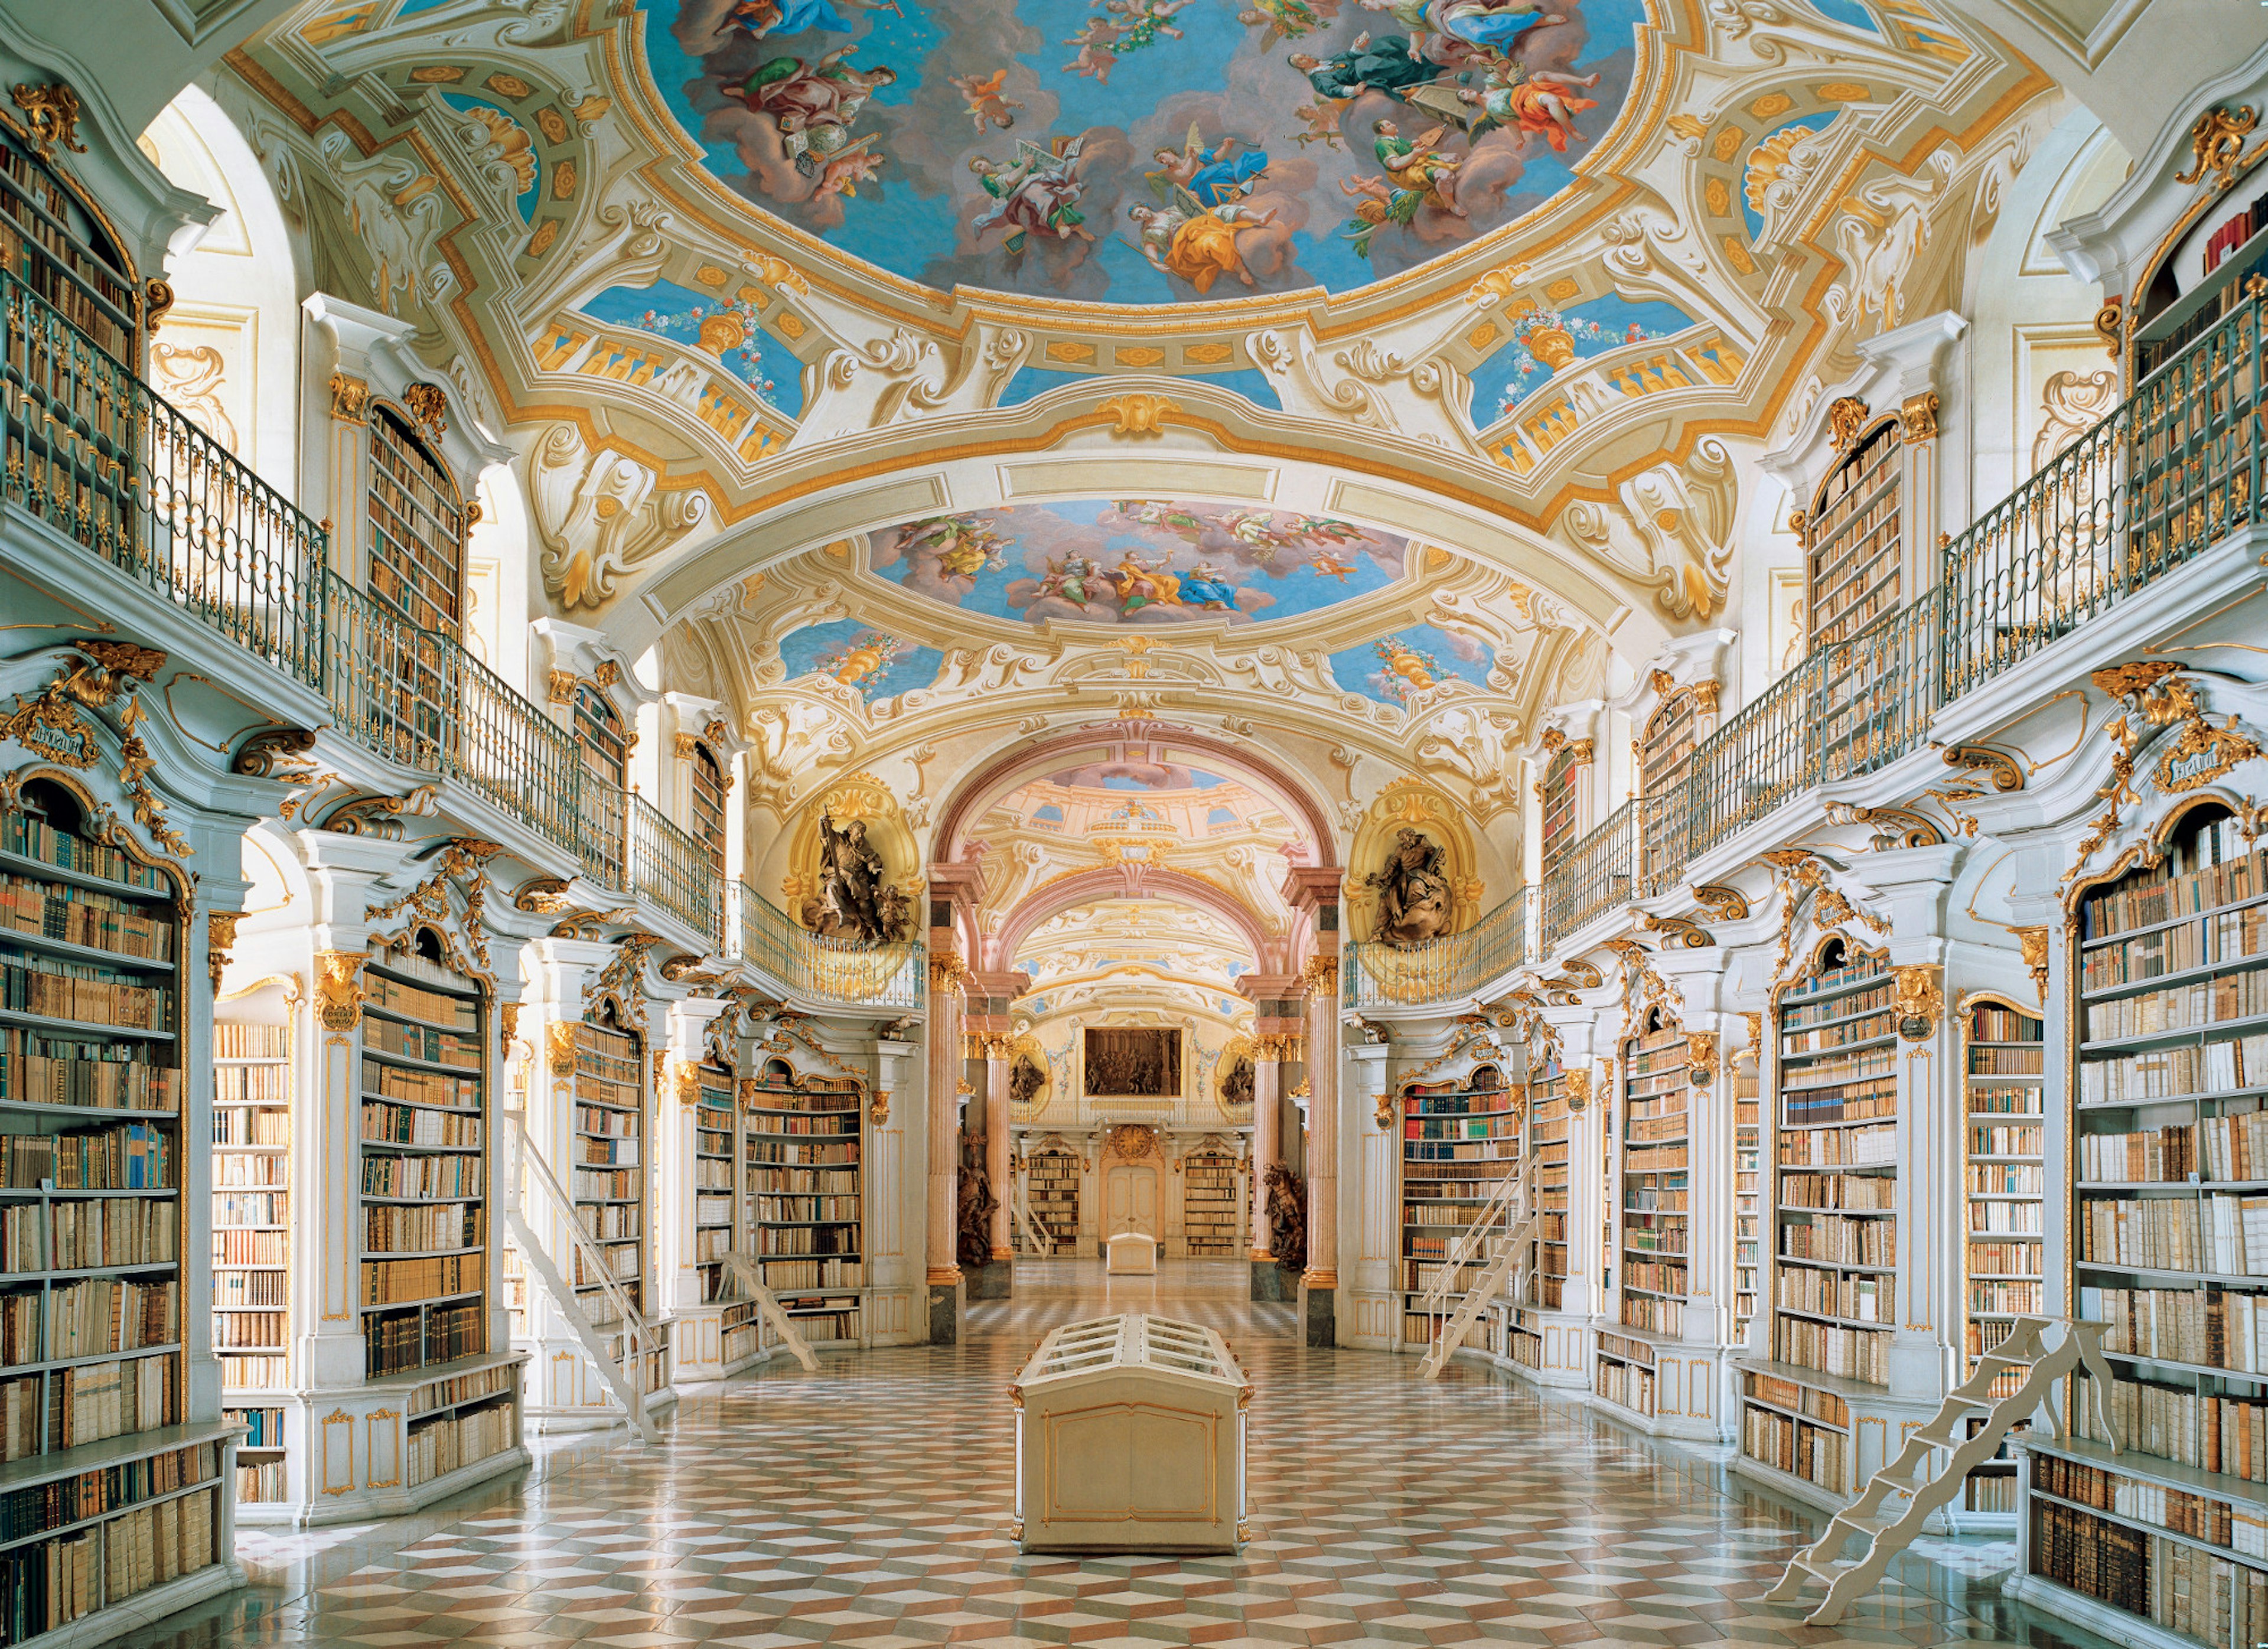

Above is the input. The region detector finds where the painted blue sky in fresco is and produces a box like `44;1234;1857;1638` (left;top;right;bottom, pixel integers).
646;0;1647;304
778;618;944;703
1467;291;1697;426
1329;623;1494;708
865;500;1409;627
579;279;810;418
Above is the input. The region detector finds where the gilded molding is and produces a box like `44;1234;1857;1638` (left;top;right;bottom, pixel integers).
1096;393;1177;436
2175;103;2258;187
2016;927;2049;1004
1892;966;1942;1042
547;1019;578;1078
313;951;364;1032
1941;742;2023;793
328;373;369;421
1692;882;1749;922
1826;395;1869;451
403;382;450;442
207;911;242;992
546;669;577;706
1898;392;1940;441
8;84;84;155
1684;1032;1716;1086
1642;913;1711;949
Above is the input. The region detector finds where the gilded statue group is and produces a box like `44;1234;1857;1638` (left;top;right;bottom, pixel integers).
800;811;913;947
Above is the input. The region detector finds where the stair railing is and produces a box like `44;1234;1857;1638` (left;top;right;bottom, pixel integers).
718;1251;820;1373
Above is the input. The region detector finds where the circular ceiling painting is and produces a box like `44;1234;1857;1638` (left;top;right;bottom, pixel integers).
651;1;1647;304
863;499;1410;625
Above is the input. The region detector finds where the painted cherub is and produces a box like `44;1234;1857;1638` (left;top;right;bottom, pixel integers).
1236;0;1339;42
1098;0;1193;53
948;69;1022;133
1063;15;1126;82
1291;97;1349;149
1307;548;1359;581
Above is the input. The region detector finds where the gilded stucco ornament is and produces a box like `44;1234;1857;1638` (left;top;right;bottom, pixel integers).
9;84;85;155
1685;1033;1716;1087
1692;884;1749;922
207;911;242;992
2017;928;2050;1004
1892;966;1943;1042
547;1020;578;1078
2065;661;2267;887
1826;396;1871;451
2175;104;2259;187
1564;1067;1591;1113
1096;394;1178;437
314;951;364;1032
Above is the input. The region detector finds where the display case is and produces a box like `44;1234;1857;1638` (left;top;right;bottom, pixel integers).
1009;1312;1248;1555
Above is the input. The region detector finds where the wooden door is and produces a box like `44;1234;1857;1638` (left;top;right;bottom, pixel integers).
1106;1166;1159;1237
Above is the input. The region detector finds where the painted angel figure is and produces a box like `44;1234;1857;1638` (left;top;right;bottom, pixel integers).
722;47;898;176
1456;61;1601;151
1236;0;1339;41
1291;97;1350;149
1096;0;1192;53
1360;0;1564;63
1149;128;1270;210
1034;552;1110;609
1181;562;1240;610
712;0;901;40
1128;197;1279;293
970;138;1097;252
947;69;1022;132
1063;16;1126;82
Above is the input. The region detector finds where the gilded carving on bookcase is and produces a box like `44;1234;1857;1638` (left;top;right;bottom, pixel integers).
402;382;450;443
546;670;577;706
8;84;84;155
0;641;165;768
1685;1032;1718;1086
1826;396;1869;451
549;907;635;940
1941;741;2025;793
1891;966;1943;1042
1823;801;1945;850
1564;1065;1591;1113
2015;927;2049;1003
319;785;441;840
1692;883;1750;923
1897;392;1940;442
328;373;369;421
314;951;364;1031
586;932;664;1032
546;1019;578;1078
1642;912;1712;949
207;910;243;990
2063;661;2266;887
512;875;575;914
2174;103;2258;187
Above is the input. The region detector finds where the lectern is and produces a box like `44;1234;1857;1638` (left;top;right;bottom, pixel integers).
1009;1312;1249;1553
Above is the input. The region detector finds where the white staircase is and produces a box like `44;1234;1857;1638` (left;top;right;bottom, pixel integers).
1765;1316;2123;1625
1013;1190;1052;1257
718;1251;821;1373
1418;1156;1539;1381
500;1112;664;1445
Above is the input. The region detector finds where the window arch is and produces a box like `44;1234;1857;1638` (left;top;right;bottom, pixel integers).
366;404;465;636
1802;415;1903;648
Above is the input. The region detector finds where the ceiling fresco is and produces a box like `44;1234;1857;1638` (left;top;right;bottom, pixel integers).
579;279;810;416
866;500;1410;626
651;0;1647;304
1329;622;1495;708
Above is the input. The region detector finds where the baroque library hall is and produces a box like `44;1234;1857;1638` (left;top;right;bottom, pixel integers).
3;0;2268;1645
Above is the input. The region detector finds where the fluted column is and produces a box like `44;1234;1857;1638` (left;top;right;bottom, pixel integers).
1304;989;1339;1299
985;1041;1012;1261
1250;1052;1279;1260
926;958;964;1295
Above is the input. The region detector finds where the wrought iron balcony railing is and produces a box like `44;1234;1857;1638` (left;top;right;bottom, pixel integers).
0;271;325;687
726;881;923;1009
629;793;718;942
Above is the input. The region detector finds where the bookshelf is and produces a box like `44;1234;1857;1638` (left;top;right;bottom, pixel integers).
1805;419;1903;648
1530;1060;1569;1312
1539;745;1581;870
1735;1048;1761;1338
0;125;139;368
1400;1063;1517;1351
569;1012;663;1395
1737;937;1899;1503
693;1061;735;1305
743;1060;863;1347
2031;804;2268;1646
213;990;288;1513
1600;1012;1692;1416
0;777;243;1638
1961;992;2045;1523
1182;1152;1239;1257
1027;1149;1079;1254
366;406;465;638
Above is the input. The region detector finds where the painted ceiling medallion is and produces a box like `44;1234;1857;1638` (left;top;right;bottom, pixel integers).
865;498;1409;625
651;0;1645;304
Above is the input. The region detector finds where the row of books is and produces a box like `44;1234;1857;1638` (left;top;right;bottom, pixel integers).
0;878;172;962
406;1399;514;1488
218;1354;284;1390
1782;1087;1896;1126
0;1441;215;1547
742;1086;858;1112
211;1270;284;1307
751;1195;859;1223
0;1278;174;1366
1970;1200;2044;1234
365;975;475;1033
0;960;168;1032
1781;1054;1896;1091
756;1257;861;1289
577;1136;637;1166
2088;970;2268;1041
755;1227;858;1257
572;1246;637;1286
744;1115;857;1138
362;1100;480;1148
1780;1016;1894;1057
1970;1239;2042;1275
362;1016;477;1069
572;1202;640;1241
575;1103;637;1138
236;1459;285;1503
2081;1034;2268;1103
1745;1371;1850;1425
212;1024;287;1060
2079;1125;2199;1182
1970;1083;2042;1115
1776;1267;1892;1321
0;1123;168;1190
1969;1123;2042;1156
0;817;167;892
365;1301;484;1378
361;1253;480;1306
2088;1283;2268;1374
2080;1193;2268;1274
1782;1172;1895;1210
0;1199;176;1273
2084;907;2268;990
1970;1279;2042;1313
212;1312;283;1350
212;1192;281;1228
1971;1005;2044;1041
571;1168;635;1201
1969;1164;2044;1195
4;1044;174;1112
364;1204;483;1253
1783;1214;1895;1266
2073;1373;2268;1481
214;1153;284;1188
1969;1046;2044;1076
1774;1317;1890;1384
1741;1406;1847;1491
2085;839;2267;937
363;1152;480;1198
406;1361;513;1417
1595;1355;1656;1413
366;1063;477;1112
745;1140;858;1165
1621;1260;1689;1298
210;1230;282;1267
1778;1125;1895;1168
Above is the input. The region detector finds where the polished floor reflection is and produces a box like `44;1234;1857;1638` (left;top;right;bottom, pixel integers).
136;1259;2116;1648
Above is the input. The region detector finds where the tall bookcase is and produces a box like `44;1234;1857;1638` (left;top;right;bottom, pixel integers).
1960;993;2044;1523
1737;938;1899;1505
692;1061;735;1305
1804;419;1903;647
1027;1149;1079;1252
0;778;241;1638
1599;1012;1692;1417
213;988;289;1512
569;1012;663;1395
2021;805;2268;1647
1182;1152;1239;1256
1399;1063;1516;1351
742;1060;863;1345
1735;1047;1762;1338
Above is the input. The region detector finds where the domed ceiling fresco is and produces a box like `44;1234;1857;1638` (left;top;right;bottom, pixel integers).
865;499;1409;625
650;0;1647;302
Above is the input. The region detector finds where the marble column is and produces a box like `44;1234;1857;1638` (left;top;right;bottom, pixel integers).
925;959;964;1342
986;1043;1012;1262
1250;1047;1290;1301
1303;988;1339;1347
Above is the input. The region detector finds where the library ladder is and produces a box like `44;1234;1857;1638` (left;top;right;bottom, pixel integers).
500;1113;665;1445
1763;1316;2122;1625
1418;1155;1539;1382
1014;1187;1052;1257
719;1252;822;1373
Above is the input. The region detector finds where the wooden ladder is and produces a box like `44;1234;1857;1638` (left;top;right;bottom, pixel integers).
1417;1156;1538;1382
718;1252;821;1373
1764;1316;2123;1625
1013;1190;1052;1257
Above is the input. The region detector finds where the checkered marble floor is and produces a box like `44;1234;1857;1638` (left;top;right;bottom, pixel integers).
137;1259;2118;1649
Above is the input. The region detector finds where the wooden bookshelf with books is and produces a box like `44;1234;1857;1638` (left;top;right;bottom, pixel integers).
2019;803;2268;1647
1182;1152;1238;1257
212;990;288;1514
1027;1149;1078;1253
692;1061;735;1306
570;1011;664;1397
1736;936;1908;1507
743;1060;863;1347
1961;993;2044;1524
0;125;139;369
1804;418;1903;648
1735;1047;1761;1338
1529;1058;1569;1314
1600;1012;1691;1416
0;777;243;1639
1400;1063;1517;1352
